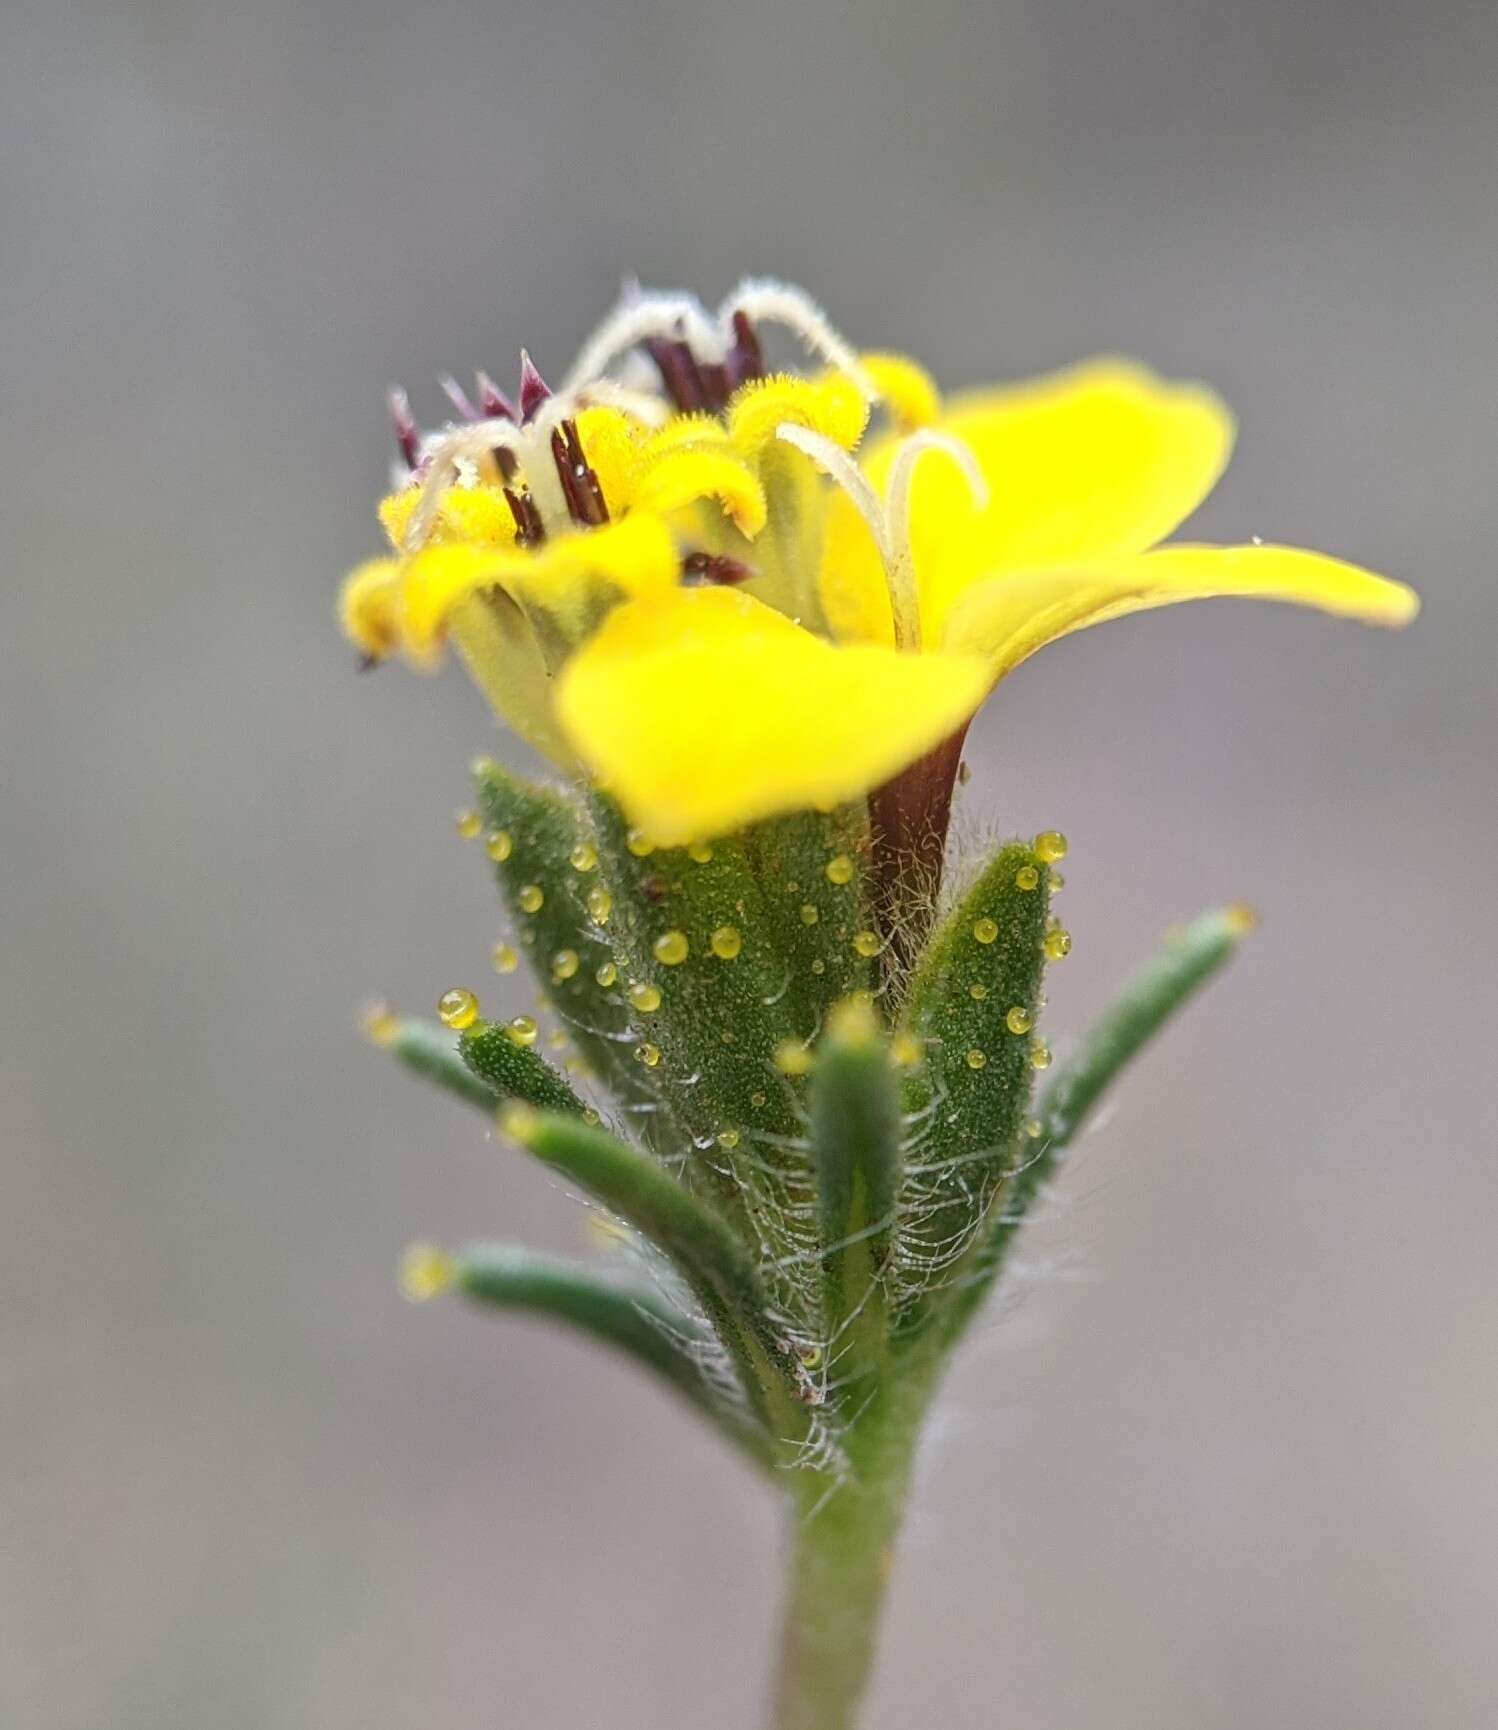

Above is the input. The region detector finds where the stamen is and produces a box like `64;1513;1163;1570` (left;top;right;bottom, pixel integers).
883;431;988;649
549;420;610;527
774;423;892;567
646;337;709;412
404;418;528;551
726;310;765;388
439;374;480;422
561;288;720;393
475;370;516;421
387;386;421;470
682;551;755;586
720;279;875;398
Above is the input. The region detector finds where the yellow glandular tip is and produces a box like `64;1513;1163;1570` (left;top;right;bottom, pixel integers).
505;1014;539;1047
455;809;482;840
487;829;513;862
710;925;743;959
491;942;519;974
973;917;999;945
774;1040;815;1076
716;1127;741;1149
1034;830;1068;864
517;883;545;913
852;930;881;958
626;828;655;858
825;854;855;885
628;981;662;1013
595;960;619;988
499;1101;539;1142
399;1242;457;1303
653;929;690;965
551;948;580;982
800;903;820;926
362;1002;401;1047
687;840;714;864
1014;866;1040;891
1224;902;1259;936
1043;928;1073;960
1005;1005;1033;1035
633;1041;662;1068
1029;1038;1052;1070
969;983;989;1000
438;987;480;1030
965;1048;987;1071
569;841;598;872
890;1031;923;1068
587;886;613;925
827;993;877;1045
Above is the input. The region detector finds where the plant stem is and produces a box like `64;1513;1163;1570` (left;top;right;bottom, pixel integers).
771;1371;934;1730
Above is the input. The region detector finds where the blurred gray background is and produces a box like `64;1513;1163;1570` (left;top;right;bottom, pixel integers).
5;0;1496;1725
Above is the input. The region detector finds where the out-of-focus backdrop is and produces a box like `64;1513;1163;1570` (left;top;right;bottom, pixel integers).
5;1;1496;1725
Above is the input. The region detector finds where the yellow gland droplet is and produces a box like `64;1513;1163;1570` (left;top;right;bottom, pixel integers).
891;1031;924;1068
362;1002;401;1047
499;1101;538;1141
1029;1038;1052;1070
852;930;881;958
969;982;989;1001
626;828;655;857
1014;865;1040;891
653;929;690;966
568;841;598;872
965;1048;988;1071
687;839;714;864
1023;1117;1043;1139
595;960;619;988
628;981;662;1013
505;1014;539;1047
1224;902;1259;935
634;1041;662;1068
486;829;513;862
1034;830;1068;864
582;1107;601;1127
716;1127;741;1149
720;1029;736;1044
810;958;826;975
438;988;480;1030
517;883;544;913
973;916;999;944
825;853;855;885
797;1342;824;1369
800;903;820;926
1043;928;1073;960
548;1031;569;1054
1049;871;1066;893
491;942;519;975
774;1039;815;1076
750;1090;768;1108
551;948;580;982
586;885;613;925
455;809;482;840
710;925;743;960
399;1243;457;1303
1005;1005;1033;1035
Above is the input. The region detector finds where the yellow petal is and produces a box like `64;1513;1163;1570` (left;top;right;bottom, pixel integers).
555;587;992;845
379;485;518;552
942;542;1420;678
727;372;870;462
448;590;576;767
860;351;942;431
339;558;403;661
820;358;1237;648
631;445;768;537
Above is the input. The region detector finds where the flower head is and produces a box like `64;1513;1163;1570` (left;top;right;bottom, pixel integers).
340;280;1418;848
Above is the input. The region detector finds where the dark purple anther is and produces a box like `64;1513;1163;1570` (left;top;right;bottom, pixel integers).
682;551;755;586
439;374;479;421
646;338;708;413
387;386;421;470
518;350;552;422
726;310;765;388
550;421;610;527
475;370;516;422
504;486;547;547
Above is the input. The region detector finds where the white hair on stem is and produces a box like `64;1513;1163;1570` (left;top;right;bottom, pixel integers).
720;278;875;398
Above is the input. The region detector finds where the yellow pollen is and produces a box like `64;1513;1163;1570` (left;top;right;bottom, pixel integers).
774;1039;815;1076
399;1243;457;1303
1034;830;1068;864
569;842;598;872
634;1041;662;1068
505;1015;539;1047
551;948;580;982
517;883;545;913
626;828;655;857
595;960;619;988
653;930;690;965
491;942;519;974
800;903;820;925
486;829;514;862
455;809;482;840
687;840;714;863
1005;1005;1033;1035
965;1048;988;1070
628;981;662;1013
1043;929;1073;960
586;885;613;925
825;854;855;885
973;917;999;944
1029;1038;1052;1070
852;930;881;957
1015;866;1040;891
438;988;480;1030
710;925;743;959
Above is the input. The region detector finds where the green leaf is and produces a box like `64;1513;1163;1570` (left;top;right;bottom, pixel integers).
808;1001;903;1383
459;1019;590;1116
938;905;1252;1348
454;1242;773;1470
505;1110;810;1444
380;1016;501;1113
894;840;1053;1324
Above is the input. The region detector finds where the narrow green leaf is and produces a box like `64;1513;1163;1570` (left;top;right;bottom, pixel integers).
505;1110;810;1443
459;1019;590;1116
454;1242;773;1469
894;840;1053;1323
808;1000;903;1382
380;1016;500;1113
938;905;1253;1347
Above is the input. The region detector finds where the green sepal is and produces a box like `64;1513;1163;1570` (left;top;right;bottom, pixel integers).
894;840;1052;1325
808;1003;903;1384
454;1242;773;1470
507;1110;810;1445
459;1019;590;1116
473;764;664;1124
937;905;1251;1349
382;1016;502;1113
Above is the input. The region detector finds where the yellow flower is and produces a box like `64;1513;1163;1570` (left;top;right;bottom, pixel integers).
339;282;1418;846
